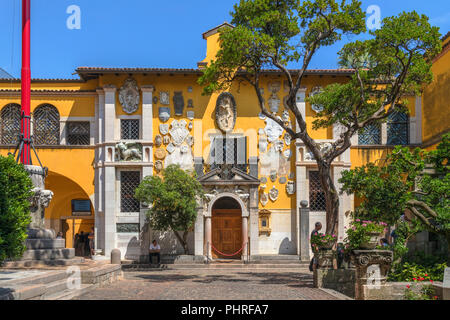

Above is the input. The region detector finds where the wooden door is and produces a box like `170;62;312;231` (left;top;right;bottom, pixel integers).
212;210;242;259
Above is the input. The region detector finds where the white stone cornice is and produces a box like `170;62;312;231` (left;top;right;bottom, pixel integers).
140;85;155;93
103;84;117;92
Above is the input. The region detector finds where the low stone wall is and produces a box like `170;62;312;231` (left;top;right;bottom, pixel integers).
314;269;356;298
81;264;122;287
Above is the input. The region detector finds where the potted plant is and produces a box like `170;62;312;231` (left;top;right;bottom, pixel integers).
345;219;388;250
311;233;337;251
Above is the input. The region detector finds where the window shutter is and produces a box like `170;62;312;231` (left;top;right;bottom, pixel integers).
225;138;235;164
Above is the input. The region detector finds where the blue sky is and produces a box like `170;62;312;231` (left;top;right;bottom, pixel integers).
1;0;449;79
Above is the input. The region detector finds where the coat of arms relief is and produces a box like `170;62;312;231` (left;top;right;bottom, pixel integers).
119;78;140;114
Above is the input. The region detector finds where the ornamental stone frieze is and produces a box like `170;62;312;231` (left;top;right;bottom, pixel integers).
203;185;250;212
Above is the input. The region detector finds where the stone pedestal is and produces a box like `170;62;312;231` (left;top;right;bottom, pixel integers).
351;250;394;300
314;250;336;269
17;166;75;263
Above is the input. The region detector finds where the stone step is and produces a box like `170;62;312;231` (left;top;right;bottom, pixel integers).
2;257;85;268
41;279;72;299
1;270;68;287
122;263;311;271
0;284;46;300
21;248;75;261
45;284;96;300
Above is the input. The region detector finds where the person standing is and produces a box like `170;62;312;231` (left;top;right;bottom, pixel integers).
309;222;322;272
149;240;161;265
88;227;95;257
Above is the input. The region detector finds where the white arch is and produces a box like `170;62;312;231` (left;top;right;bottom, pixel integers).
206;192;249;218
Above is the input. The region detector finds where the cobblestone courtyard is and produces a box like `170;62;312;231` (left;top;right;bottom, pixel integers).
74;269;344;300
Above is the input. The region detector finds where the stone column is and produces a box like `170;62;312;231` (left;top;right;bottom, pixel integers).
295;164;307;256
205;216;212;258
194;206;204;257
141;85;154;141
103;85;116;142
249;186;259;256
104;166;116;258
242;216;249;260
299;200;310;262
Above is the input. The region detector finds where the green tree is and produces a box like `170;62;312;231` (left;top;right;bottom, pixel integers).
199;0;441;237
340;134;450;263
0;155;33;264
135;165;205;254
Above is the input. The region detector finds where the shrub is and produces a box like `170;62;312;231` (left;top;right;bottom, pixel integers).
403;277;439;300
0;155;33;264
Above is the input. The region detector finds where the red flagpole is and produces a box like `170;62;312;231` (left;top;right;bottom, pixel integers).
20;0;31;165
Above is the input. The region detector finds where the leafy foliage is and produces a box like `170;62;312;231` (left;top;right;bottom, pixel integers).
0;155;33;264
344;219;387;251
198;0;442;237
340;134;450;263
135;165;205;254
310;233;337;251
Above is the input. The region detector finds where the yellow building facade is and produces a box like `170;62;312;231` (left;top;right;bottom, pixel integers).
0;24;447;261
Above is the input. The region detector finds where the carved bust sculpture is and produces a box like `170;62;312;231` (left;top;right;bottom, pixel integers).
119;78;140;114
215;93;237;133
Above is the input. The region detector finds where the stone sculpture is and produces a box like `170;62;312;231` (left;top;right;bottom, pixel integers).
268;93;280;113
160;123;169;135
216;92;237;133
310;87;324;113
187;111;195;120
155;160;164;173
115;142;143;161
284;133;292;146
163;135;171;145
279;177;287;184
187;99;194;108
259;137;268;153
260;192;269;207
155;148;166;160
119;78;140;114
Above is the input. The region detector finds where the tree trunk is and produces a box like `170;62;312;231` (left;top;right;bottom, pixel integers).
173;231;189;255
318;164;340;237
446;234;450;266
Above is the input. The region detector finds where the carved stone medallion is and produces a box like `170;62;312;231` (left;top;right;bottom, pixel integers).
159;123;169;135
286;181;296;195
186;135;194;147
187;99;194;108
188;122;193;130
118;78;140;114
268;93;280;113
187;86;193;93
282;109;290;122
269;187;279;202
279;177;287;184
215;92;237;133
259;112;267;120
155;148;166;160
260;177;268;184
284;133;292;146
155;135;163;147
170;120;189;146
159;108;171;123
283;149;292;159
270;170;278;183
187;111;195;120
173;91;184;116
160;92;170;105
259;137;268;153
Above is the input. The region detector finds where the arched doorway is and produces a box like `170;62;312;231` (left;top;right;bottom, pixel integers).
211;197;243;259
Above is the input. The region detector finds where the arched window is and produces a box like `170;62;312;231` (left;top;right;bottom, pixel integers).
33;104;60;145
0;104;21;145
387;111;409;145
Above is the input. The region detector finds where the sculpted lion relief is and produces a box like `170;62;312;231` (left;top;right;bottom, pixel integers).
215;93;237;133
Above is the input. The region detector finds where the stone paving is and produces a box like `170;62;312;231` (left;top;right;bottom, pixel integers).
0;269;47;284
74;269;341;300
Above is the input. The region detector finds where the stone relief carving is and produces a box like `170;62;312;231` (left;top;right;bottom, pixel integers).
278;153;290;176
264;117;284;143
155;148;166;160
279;177;287;184
187;99;194;108
284;133;292;146
155;160;164;173
269;187;279;202
115;142;143;161
187;86;193;93
289;172;295;180
166;143;175;154
259;137;268;153
282;109;290;122
169;120;189;146
159;108;171;123
155;135;163;147
216;92;237;133
234;186;250;202
186;135;194;147
118;78;140;114
188;122;193;131
270;170;278;183
173;91;184;116
259;112;267;120
286;181;296;195
187;111;195;120
260;192;269;207
31;188;54;211
153;96;158;104
268;81;281;93
283;149;292;159
163;135;171;145
160;124;169;136
259;146;280;177
160;92;170;105
260;177;268;184
268;93;280;114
